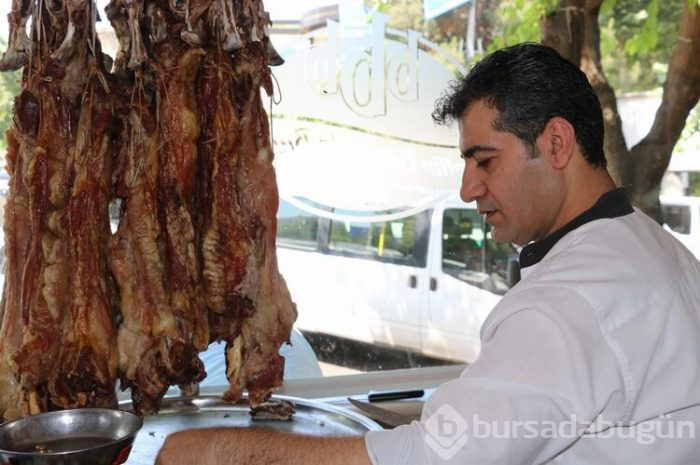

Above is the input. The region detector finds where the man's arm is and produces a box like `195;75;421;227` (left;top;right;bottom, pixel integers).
155;427;373;465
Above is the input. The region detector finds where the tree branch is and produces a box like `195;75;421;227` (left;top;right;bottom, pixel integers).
542;0;632;189
580;0;632;190
630;2;700;207
541;0;586;62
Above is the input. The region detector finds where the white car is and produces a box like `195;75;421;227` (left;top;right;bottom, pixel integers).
661;195;700;259
276;195;520;364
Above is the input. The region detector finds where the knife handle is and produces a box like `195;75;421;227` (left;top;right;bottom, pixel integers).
368;389;425;402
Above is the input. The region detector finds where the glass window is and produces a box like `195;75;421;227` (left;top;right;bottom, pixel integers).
2;0;697;388
328;214;421;265
662;204;691;234
277;200;320;250
442;209;486;272
441;209;518;295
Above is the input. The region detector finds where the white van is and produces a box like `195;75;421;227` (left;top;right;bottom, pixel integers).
276;196;520;364
661;195;700;259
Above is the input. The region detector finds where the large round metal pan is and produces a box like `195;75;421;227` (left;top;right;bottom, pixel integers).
120;395;381;465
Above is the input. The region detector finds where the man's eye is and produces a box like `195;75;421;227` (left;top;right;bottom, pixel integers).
476;159;491;168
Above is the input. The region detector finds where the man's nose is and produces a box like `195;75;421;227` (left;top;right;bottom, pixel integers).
460;159;486;202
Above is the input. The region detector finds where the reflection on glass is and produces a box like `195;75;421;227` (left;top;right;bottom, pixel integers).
441;209;518;296
278;201;320;250
329;215;417;263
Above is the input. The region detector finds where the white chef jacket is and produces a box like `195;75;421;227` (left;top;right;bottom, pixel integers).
365;189;700;464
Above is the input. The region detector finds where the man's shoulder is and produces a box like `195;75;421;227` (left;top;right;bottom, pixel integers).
483;210;700;340
532;209;696;287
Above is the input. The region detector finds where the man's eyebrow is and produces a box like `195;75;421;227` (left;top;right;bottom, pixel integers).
460;145;497;160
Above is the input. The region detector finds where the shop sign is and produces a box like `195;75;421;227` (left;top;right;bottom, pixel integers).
272;11;468;221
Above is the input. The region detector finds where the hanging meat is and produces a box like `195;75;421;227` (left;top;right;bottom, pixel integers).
49;66;118;412
0;90;36;421
0;0;118;420
199;45;296;405
0;0;32;71
196;0;296;406
0;0;296;421
107;1;210;415
108;0;295;411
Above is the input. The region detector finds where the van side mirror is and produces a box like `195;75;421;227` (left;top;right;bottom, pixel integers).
507;257;521;288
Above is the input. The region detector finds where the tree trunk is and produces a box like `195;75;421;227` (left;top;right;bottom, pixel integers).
629;1;700;216
541;0;700;221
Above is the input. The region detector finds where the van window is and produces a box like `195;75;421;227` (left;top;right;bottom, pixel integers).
277;200;319;250
662;204;691;234
328;215;421;265
442;209;518;295
442;209;485;272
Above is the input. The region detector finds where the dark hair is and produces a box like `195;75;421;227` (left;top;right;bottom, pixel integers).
433;43;606;168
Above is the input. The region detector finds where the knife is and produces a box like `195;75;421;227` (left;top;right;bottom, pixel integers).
347;397;418;428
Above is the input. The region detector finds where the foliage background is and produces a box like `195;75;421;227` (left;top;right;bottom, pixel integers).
0;39;21;152
366;0;700;195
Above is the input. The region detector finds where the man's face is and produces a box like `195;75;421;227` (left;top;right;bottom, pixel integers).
458;101;562;246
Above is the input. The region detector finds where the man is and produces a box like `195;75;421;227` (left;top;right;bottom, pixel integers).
156;43;700;464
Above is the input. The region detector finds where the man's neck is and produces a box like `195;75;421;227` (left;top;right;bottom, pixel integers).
551;168;618;237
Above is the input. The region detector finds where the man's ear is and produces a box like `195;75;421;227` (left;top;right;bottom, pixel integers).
540;117;575;170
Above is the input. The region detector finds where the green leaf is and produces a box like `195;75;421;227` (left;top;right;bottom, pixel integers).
624;0;659;57
0;38;21;150
600;0;617;17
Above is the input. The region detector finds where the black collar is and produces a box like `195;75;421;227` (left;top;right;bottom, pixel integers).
519;188;634;269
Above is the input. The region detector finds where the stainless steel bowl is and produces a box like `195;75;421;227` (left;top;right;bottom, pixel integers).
0;408;142;465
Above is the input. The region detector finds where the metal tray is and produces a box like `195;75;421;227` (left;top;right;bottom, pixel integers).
120;395;381;465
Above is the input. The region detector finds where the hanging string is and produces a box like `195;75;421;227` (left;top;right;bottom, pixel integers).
90;0;98;56
269;70;283;147
271;70;283;105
